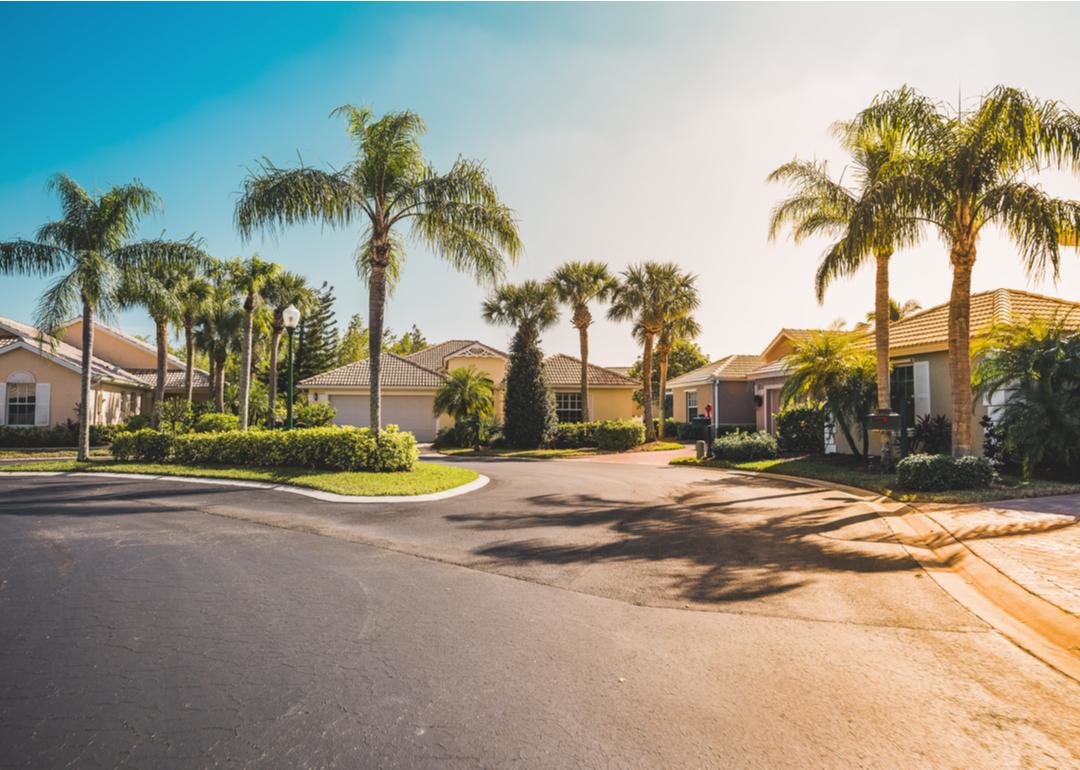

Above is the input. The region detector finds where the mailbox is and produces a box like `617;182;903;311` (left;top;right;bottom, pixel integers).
867;410;902;432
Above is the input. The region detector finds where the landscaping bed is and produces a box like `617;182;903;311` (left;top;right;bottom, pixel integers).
671;453;1080;505
0;460;478;497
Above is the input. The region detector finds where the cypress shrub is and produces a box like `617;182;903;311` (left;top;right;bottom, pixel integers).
502;327;556;448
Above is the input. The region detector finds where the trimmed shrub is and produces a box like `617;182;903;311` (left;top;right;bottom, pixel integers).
169;425;418;472
156;399;193;434
715;424;757;437
595;420;646;452
193;412;240;433
553;421;601;449
712;431;779;462
292;401;336;429
434;419;501;449
896;453;995;491
0;421;117;448
776;406;825;454
111;429;175;462
124;414;152;432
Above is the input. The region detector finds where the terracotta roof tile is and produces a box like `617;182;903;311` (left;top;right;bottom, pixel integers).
543;353;637;387
127;368;211;390
298;353;446;389
668;354;765;387
403;339;507;372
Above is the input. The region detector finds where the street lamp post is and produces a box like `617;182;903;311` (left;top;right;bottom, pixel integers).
283;304;301;430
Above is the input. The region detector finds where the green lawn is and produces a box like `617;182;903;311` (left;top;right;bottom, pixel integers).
0;460;478;497
0;447;112;459
438;440;684;459
672;454;1080;505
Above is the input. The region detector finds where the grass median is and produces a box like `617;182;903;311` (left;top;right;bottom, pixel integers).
672;454;1080;505
0;460;479;497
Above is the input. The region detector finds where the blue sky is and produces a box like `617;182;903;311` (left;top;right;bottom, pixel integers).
4;2;1080;365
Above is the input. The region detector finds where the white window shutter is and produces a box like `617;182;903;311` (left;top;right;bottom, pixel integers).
34;383;51;426
913;361;931;418
0;382;6;425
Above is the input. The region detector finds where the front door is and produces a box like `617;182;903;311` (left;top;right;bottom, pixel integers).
765;388;781;434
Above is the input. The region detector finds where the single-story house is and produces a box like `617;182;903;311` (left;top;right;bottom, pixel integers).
667;354;763;427
0;316;150;427
58;318;211;407
299;339;640;440
747;329;823;434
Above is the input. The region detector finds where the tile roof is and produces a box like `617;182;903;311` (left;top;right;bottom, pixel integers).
606;366;633;377
747;359;791;379
886;288;1080;351
298;353;446;389
0;316;150;388
403;339;507;373
667;354;764;387
127;368;211;391
543;353;638;387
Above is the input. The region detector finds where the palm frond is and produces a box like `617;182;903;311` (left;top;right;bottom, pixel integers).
0;239;69;276
235;161;356;240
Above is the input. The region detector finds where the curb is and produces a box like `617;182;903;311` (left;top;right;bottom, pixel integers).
681;464;1080;682
0;470;490;504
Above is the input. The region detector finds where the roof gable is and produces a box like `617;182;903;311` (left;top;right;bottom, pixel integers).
759;328;822;363
59;318;187;370
0;317;150;388
404;339;507;373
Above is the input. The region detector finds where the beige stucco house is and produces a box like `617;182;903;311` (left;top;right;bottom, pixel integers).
667;354;763;428
0;316;210;430
299;339;640;441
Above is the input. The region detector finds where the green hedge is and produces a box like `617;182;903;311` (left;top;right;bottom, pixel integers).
0;422;119;448
292;401;336;429
193;412;240;433
112;425;418;472
712;431;779;462
776;406;825;454
595;420;646;452
553;421;601;448
896;453;995;491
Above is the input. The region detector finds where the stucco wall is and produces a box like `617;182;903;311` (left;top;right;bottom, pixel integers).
716;381;756;425
750;375;789;432
61;321;160;370
555;387;639;421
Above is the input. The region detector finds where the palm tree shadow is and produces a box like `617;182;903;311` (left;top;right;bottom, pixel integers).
448;488;947;604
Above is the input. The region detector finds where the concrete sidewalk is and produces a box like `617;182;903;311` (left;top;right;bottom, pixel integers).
928;495;1080;617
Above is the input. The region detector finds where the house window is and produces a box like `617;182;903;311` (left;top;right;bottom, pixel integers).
7;382;36;426
890;365;915;429
555;392;583;423
686;391;698;421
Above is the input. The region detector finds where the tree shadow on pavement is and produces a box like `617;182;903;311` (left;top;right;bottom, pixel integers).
447;486;949;604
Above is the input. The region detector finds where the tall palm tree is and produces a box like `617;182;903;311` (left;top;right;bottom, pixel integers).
768;128;919;419
548;261;617;422
0;174;199;460
226;256;279;430
194;276;243;413
608;263;692;442
119;248;209;424
175;271;213;404
481;280;560;345
235;105;522;435
655;312;701;437
847;85;1080;454
262;270;315;427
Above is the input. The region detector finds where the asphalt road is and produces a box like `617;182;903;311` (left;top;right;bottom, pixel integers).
1;460;1078;767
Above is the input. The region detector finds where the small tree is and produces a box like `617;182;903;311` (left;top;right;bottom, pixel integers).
434;367;495;451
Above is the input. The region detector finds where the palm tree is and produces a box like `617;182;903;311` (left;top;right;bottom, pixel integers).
608;263;692;442
549;261;617;422
846;85;1080;455
768;128;919;420
119;248;209;424
226;256;279;430
780;330;877;459
481;280;560;344
235;105;522;435
654;277;700;437
195;272;243;413
175;271;213;404
433;367;496;451
262;270;315;427
0;174;199;460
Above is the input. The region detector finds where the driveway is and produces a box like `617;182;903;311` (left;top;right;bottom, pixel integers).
1;461;1079;766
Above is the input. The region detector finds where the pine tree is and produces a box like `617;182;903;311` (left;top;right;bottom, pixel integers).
387;324;428;356
338;314;370;365
294;282;340;383
503;326;556;448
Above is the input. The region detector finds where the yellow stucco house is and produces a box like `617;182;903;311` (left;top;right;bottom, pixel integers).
0;316;209;429
300;339;640;441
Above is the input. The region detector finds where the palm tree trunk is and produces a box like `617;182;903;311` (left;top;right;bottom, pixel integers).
368;263;388;434
184;320;195;405
238;304;254;430
641;333;656;442
77;300;94;462
874;251;892;411
657;348;670;439
207;354;217;411
948;247;975;456
152;318;167;428
577;323;590;423
214;355;226;413
267;327;282;428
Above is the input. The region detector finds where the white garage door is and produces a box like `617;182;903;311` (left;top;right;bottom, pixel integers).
327;394;437;442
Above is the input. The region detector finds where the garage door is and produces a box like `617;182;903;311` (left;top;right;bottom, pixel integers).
327;394;437;442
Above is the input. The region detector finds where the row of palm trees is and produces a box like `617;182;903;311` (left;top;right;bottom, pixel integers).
770;85;1080;456
482;261;700;442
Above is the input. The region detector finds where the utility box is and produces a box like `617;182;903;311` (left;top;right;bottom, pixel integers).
695;440;707;459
